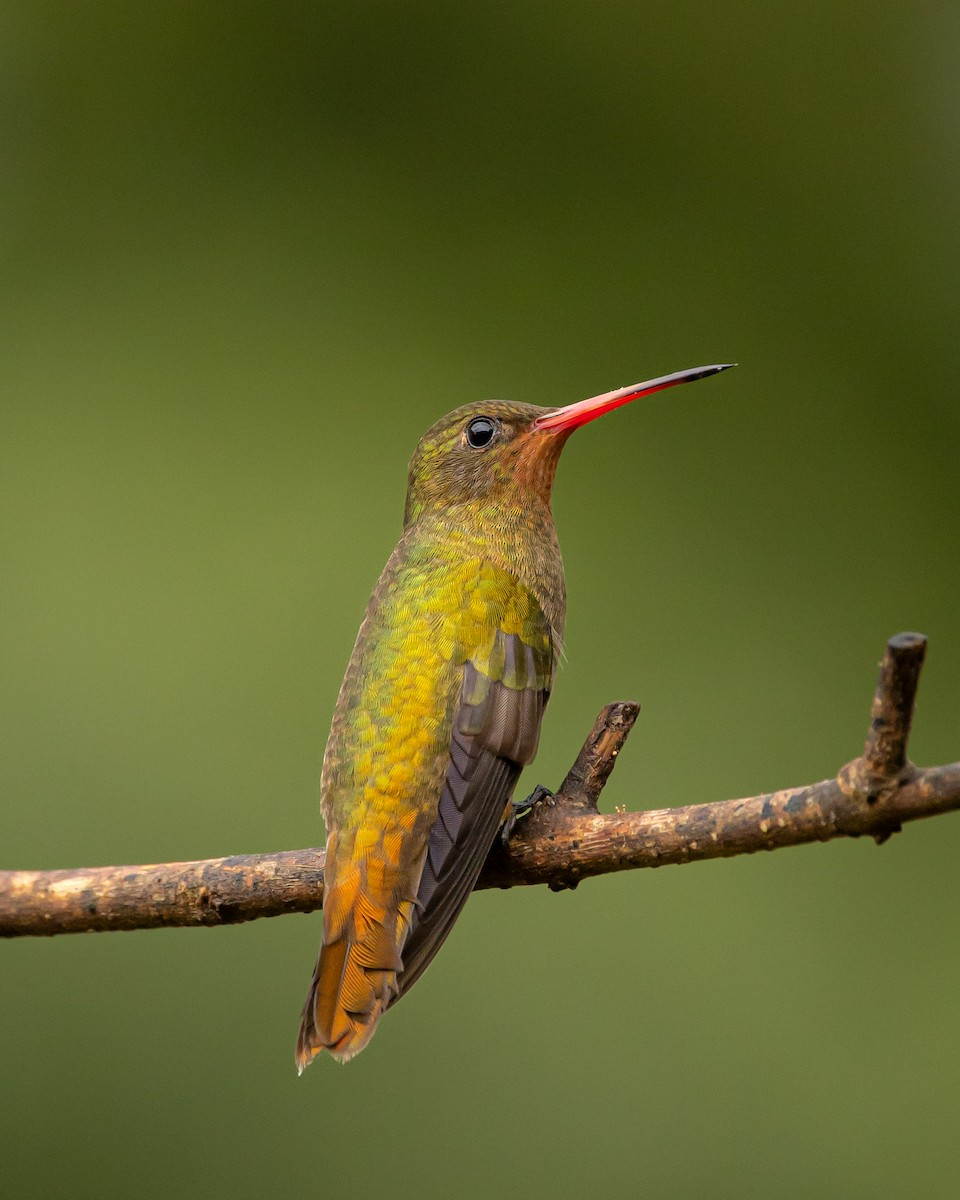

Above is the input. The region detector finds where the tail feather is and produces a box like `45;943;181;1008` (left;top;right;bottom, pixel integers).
296;855;419;1070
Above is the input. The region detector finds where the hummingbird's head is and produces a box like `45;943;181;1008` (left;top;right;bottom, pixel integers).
403;364;735;527
403;400;561;527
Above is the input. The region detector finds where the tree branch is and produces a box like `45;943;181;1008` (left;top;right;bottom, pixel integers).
2;633;957;938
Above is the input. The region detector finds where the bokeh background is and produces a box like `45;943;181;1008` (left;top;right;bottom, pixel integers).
2;3;959;1197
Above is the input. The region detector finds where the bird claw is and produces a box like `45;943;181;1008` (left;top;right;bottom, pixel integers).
500;784;553;846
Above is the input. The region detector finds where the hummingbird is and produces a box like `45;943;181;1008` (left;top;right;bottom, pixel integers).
296;363;734;1069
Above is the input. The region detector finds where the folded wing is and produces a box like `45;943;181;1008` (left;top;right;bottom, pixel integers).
392;621;553;999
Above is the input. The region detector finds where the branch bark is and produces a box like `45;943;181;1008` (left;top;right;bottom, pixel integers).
2;633;957;938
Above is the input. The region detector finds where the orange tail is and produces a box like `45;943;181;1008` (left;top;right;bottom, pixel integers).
296;845;418;1070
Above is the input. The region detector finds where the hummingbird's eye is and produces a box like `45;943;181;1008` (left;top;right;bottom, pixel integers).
465;416;497;449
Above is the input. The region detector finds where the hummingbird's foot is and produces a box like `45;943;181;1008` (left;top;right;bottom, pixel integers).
500;784;553;846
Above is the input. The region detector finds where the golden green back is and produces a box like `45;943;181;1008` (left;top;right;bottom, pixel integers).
322;527;555;834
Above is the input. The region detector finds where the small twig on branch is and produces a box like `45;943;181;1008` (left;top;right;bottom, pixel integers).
1;633;957;939
861;631;926;782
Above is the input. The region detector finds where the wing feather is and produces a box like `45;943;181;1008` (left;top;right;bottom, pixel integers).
391;621;552;1001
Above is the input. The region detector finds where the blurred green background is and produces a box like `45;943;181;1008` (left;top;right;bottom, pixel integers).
2;3;959;1197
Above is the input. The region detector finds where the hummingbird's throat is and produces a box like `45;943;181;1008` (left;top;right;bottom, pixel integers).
511;424;570;504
